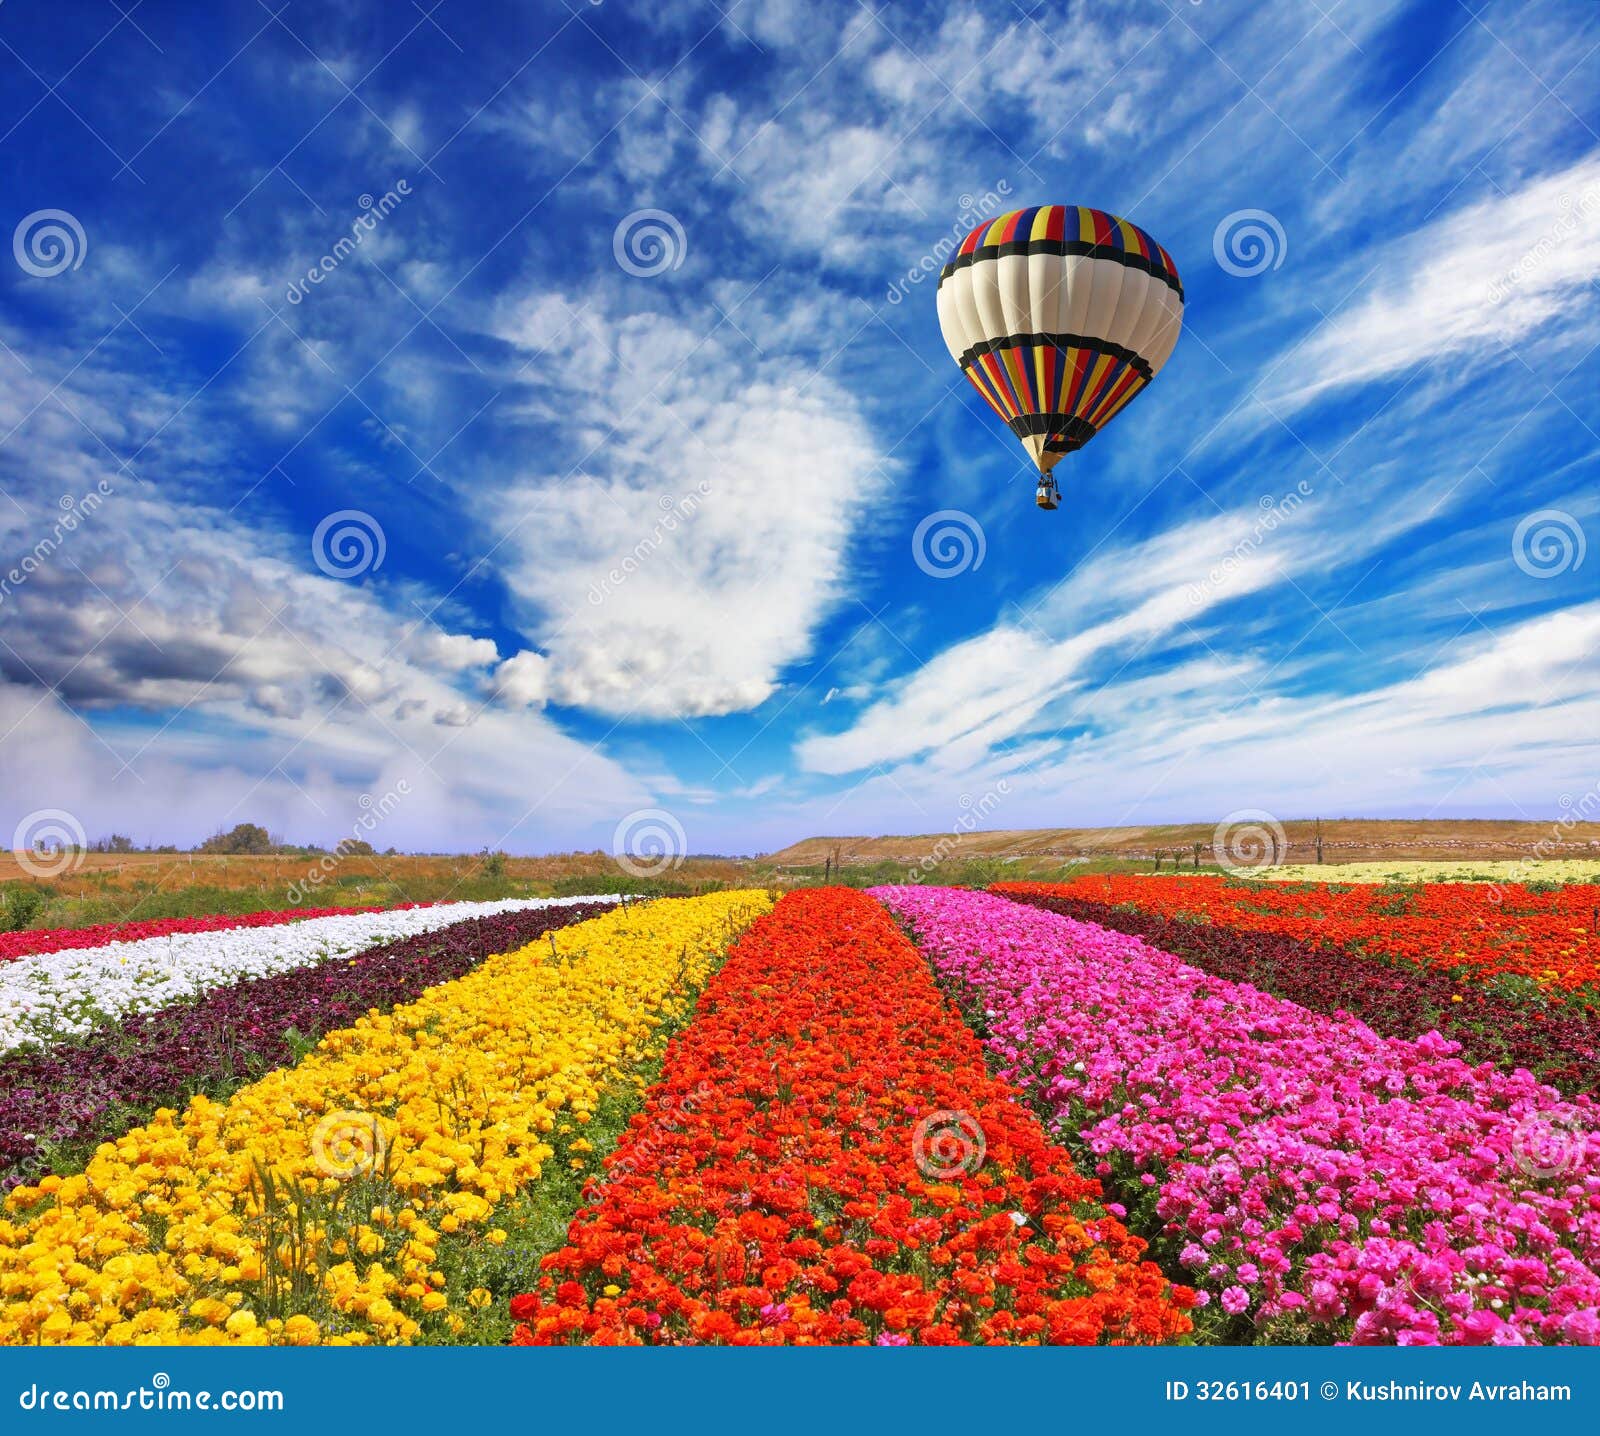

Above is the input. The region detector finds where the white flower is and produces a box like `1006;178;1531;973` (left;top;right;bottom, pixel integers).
0;895;616;1056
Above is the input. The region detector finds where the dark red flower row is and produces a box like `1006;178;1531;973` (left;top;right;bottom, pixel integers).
994;875;1599;998
0;901;429;962
997;888;1600;1099
0;901;611;1189
511;887;1194;1346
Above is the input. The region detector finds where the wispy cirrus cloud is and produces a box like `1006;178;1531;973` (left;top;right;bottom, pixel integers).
1259;152;1600;416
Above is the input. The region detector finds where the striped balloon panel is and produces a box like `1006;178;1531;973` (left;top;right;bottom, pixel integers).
936;205;1183;474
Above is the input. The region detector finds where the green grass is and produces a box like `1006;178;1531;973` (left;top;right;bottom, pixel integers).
0;872;726;934
418;990;706;1344
418;1068;661;1344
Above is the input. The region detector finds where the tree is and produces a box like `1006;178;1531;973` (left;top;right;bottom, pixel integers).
198;823;274;855
3;885;46;931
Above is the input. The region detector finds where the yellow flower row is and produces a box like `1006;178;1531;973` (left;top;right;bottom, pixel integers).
1257;859;1600;884
0;891;772;1346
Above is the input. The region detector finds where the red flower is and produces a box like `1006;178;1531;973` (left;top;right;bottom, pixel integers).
509;889;1191;1347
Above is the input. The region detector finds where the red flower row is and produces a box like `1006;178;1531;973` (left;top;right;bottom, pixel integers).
510;887;1194;1346
996;876;1600;1000
0;901;426;962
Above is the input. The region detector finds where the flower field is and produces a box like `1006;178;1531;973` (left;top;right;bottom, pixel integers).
511;888;1193;1346
0;901;616;1192
0;901;431;962
997;874;1600;996
0;892;766;1343
880;886;1599;1345
1260;860;1600;885
0;876;1595;1347
0;895;614;1055
999;888;1600;1097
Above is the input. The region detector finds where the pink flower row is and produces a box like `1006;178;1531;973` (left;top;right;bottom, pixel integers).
0;901;427;962
874;885;1600;1347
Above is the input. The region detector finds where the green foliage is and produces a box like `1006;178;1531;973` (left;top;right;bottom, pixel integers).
3;885;47;931
198;823;275;855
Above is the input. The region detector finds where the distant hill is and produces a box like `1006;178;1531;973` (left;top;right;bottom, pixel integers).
765;818;1600;867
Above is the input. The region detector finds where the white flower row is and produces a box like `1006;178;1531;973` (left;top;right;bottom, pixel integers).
0;895;618;1057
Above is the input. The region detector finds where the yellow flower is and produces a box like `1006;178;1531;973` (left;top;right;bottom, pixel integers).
0;893;771;1347
467;1288;492;1310
1260;859;1600;885
281;1314;321;1346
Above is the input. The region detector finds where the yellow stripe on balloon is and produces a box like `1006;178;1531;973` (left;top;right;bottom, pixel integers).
1072;353;1117;419
1000;348;1033;414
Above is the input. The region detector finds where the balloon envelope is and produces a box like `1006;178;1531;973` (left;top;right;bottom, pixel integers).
936;205;1184;476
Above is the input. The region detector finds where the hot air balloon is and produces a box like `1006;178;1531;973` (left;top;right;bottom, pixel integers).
936;205;1183;510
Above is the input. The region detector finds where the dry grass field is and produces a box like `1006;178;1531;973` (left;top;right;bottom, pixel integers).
5;819;1597;934
0;850;756;931
766;818;1600;869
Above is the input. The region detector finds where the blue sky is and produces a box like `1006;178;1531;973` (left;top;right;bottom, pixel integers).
0;0;1596;857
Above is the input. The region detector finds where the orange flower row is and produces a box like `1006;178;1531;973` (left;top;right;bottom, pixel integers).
510;887;1195;1345
995;876;1600;999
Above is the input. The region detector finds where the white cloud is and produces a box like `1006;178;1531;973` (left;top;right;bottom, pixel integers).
482;301;890;720
796;483;1417;775
491;650;550;708
776;599;1600;846
1261;152;1600;413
